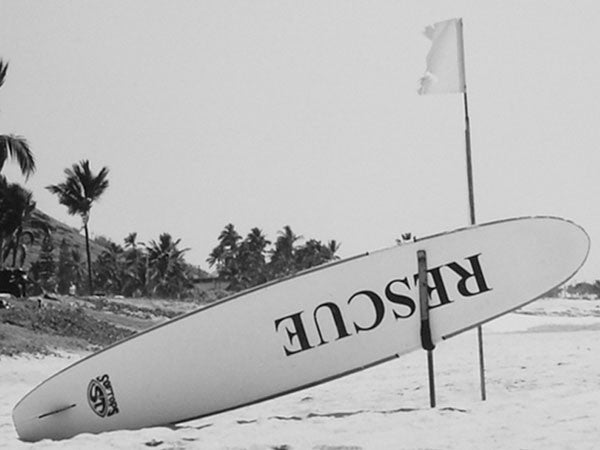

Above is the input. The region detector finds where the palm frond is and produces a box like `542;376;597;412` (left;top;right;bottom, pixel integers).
46;160;109;219
0;59;8;89
0;134;36;178
0;180;35;237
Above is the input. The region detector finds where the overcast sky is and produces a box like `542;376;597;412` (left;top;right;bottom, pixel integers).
1;1;598;281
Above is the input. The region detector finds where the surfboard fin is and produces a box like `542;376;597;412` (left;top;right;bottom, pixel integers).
38;404;77;419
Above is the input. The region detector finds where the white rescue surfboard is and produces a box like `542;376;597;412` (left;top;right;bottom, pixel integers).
13;216;590;441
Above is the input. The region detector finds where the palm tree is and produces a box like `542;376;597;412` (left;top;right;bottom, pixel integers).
46;160;109;294
294;239;321;270
269;225;302;278
0;175;36;267
94;241;125;295
122;232;148;297
237;227;270;289
146;233;189;297
207;223;241;279
124;232;142;249
0;59;35;179
326;239;341;260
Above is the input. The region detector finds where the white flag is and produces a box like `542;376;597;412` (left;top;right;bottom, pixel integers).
418;18;466;95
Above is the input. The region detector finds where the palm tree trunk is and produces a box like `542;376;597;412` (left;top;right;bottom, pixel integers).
84;223;93;295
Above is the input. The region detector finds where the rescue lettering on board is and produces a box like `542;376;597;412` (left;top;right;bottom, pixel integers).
274;253;491;356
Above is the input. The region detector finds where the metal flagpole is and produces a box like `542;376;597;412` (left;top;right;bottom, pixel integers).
459;19;486;400
418;17;487;401
463;89;486;401
463;92;475;226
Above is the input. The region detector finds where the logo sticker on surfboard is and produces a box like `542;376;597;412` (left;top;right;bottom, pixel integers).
87;374;119;418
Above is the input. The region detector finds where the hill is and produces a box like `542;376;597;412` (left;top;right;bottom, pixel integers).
17;209;108;269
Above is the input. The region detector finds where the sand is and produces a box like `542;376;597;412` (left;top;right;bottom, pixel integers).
1;297;599;449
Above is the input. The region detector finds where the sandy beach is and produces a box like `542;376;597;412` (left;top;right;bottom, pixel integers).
1;297;599;449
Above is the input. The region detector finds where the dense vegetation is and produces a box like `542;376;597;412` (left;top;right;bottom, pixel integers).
207;224;340;291
561;281;600;298
8;223;339;298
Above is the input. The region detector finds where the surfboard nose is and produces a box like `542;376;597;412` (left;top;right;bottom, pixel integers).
545;217;590;278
